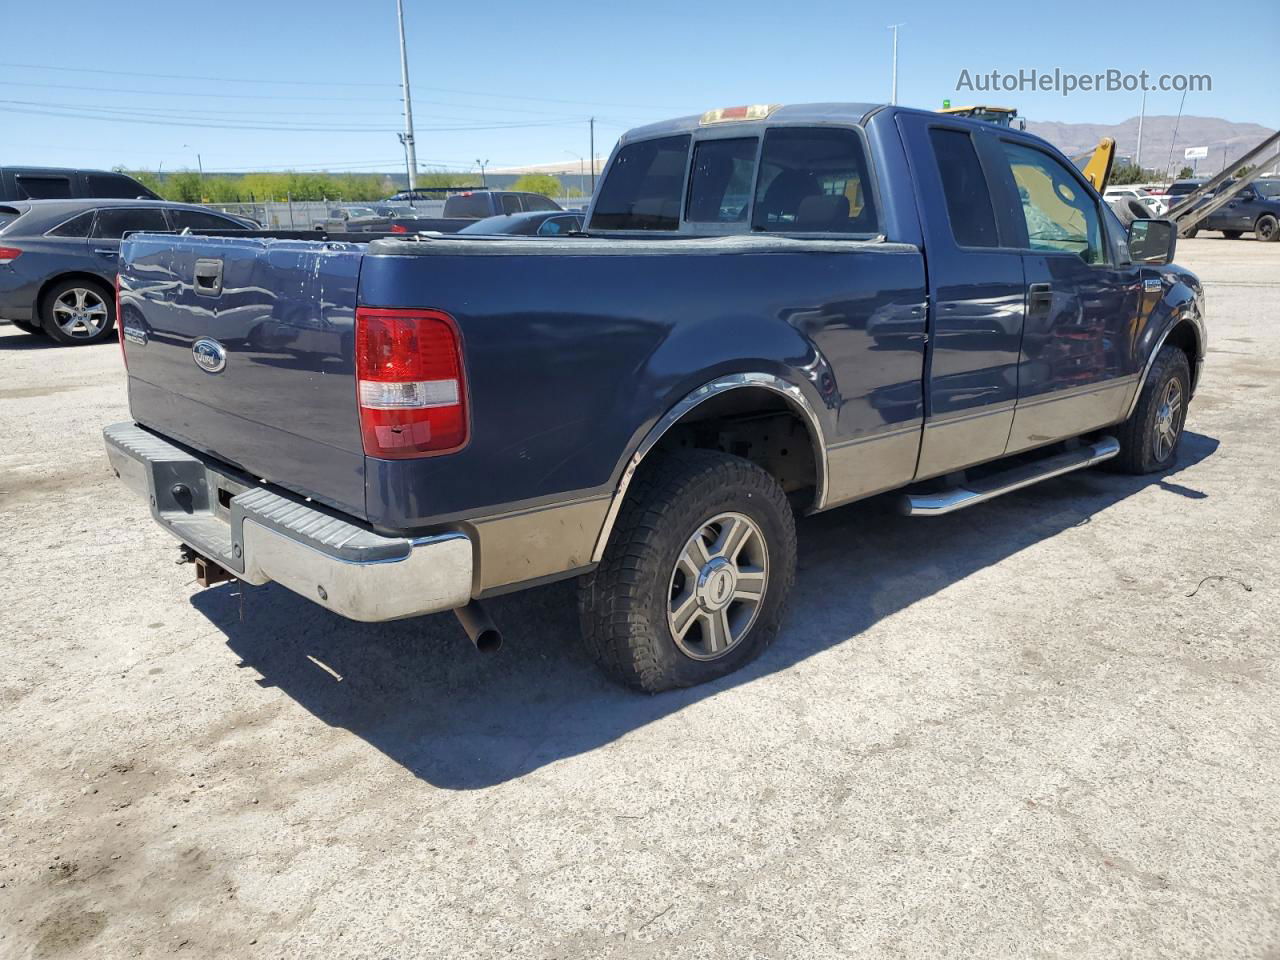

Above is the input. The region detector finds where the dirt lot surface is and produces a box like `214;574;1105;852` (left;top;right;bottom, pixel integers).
1;237;1277;959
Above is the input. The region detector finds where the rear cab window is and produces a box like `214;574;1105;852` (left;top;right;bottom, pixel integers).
751;127;879;235
686;137;757;223
443;193;494;219
590;135;690;231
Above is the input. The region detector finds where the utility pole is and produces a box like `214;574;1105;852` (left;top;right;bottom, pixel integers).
396;0;418;190
888;24;903;105
589;117;596;193
1135;90;1146;171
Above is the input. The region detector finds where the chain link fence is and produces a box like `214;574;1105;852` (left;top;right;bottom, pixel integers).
203;197;586;230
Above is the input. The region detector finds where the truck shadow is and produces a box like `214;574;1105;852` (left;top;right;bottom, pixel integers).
194;431;1219;790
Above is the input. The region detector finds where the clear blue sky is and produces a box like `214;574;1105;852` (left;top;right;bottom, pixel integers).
3;0;1276;175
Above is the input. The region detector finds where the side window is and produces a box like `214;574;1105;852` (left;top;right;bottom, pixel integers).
589;134;690;231
686;137;757;223
500;194;522;215
522;194;558;212
46;211;96;238
169;209;246;231
16;175;72;200
536;216;577;236
751;127;879;234
1000;140;1105;264
91;207;170;239
927;128;999;247
86;173;146;198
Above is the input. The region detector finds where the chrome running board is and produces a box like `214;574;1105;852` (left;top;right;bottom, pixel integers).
898;436;1120;517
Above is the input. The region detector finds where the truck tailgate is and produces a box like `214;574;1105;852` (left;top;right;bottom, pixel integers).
119;234;367;517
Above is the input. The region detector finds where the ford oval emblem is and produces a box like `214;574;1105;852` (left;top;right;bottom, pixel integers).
192;337;227;374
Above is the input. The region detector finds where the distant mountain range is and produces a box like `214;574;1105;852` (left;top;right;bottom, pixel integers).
1026;115;1276;176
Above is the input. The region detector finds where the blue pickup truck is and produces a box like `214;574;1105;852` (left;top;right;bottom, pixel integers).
105;103;1206;692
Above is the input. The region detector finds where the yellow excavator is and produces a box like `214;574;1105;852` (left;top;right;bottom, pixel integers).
1076;138;1116;192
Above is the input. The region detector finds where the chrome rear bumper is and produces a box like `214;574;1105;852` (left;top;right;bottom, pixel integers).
103;422;473;621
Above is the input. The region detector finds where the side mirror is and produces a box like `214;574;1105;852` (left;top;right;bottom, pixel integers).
1128;218;1177;265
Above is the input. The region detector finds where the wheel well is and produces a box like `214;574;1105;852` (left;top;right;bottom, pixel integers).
35;272;113;318
648;387;821;510
1164;320;1201;391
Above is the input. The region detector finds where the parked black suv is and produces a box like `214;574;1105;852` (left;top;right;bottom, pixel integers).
0;166;160;202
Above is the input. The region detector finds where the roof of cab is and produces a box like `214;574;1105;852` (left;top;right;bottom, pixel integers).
620;102;884;142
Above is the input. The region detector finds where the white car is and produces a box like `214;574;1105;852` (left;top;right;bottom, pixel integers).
1103;187;1168;216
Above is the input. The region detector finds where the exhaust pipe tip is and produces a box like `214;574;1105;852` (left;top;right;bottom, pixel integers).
472;627;502;654
454;600;502;653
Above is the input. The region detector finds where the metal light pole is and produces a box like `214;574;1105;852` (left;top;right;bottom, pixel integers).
475;159;488;188
565;150;584;197
396;0;418;190
589;117;596;193
888;24;903;105
1135;90;1146;171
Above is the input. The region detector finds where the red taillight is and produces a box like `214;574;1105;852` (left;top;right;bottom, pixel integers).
354;307;467;459
390;223;408;234
0;246;22;263
115;272;127;369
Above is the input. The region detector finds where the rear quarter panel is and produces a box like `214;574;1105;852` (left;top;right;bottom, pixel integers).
358;241;927;531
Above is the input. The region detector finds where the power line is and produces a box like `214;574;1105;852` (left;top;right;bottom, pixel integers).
0;61;395;87
2;94;583;127
0;61;685;111
0;101;591;134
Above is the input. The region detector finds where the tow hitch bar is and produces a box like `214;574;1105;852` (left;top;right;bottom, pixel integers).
178;545;235;587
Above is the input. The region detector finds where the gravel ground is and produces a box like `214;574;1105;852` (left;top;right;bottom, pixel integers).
1;237;1277;959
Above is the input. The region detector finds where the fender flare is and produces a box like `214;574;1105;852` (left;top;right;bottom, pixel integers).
1122;310;1205;422
589;372;829;563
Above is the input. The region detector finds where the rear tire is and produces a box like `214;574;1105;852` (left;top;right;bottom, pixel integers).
1256;214;1279;242
40;278;116;345
1183;226;1199;238
1222;230;1243;240
1111;345;1191;474
578;449;797;693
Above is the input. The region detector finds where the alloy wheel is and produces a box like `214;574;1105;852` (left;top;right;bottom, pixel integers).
1152;377;1184;463
51;287;109;339
667;512;769;660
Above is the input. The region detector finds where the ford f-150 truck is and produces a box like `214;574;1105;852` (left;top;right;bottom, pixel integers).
104;103;1206;692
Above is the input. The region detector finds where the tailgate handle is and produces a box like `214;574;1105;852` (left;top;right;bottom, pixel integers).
193;258;224;297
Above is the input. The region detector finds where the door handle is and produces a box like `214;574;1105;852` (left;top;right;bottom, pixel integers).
1028;282;1053;314
193;258;224;297
93;247;117;257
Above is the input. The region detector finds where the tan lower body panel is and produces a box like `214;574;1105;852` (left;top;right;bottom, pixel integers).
468;495;610;594
1005;377;1136;455
915;403;1016;482
822;425;923;509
